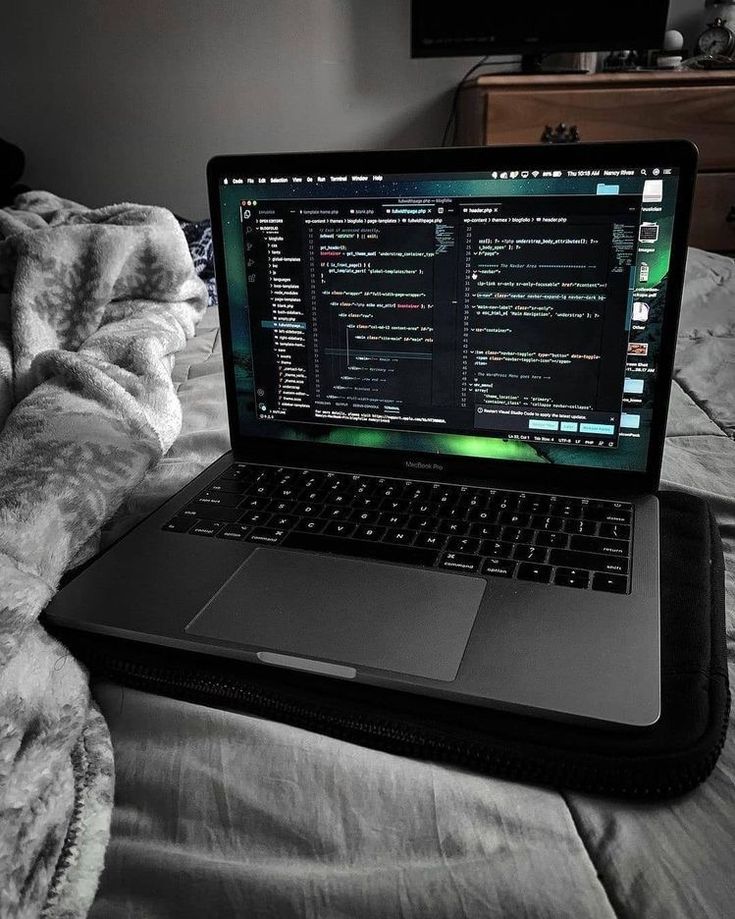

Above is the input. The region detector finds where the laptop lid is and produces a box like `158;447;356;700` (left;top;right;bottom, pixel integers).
207;141;696;497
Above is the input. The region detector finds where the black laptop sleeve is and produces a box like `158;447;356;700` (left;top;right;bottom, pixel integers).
52;490;730;800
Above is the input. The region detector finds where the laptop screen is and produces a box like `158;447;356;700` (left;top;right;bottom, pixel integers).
215;158;682;473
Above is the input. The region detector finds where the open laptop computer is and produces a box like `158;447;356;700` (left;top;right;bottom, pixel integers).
44;141;697;728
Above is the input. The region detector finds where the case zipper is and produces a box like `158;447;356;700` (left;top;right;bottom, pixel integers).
87;648;729;801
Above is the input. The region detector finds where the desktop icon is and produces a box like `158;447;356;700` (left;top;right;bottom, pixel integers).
642;179;663;203
632;302;650;322
639;222;659;243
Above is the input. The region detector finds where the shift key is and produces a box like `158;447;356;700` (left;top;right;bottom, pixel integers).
549;548;628;575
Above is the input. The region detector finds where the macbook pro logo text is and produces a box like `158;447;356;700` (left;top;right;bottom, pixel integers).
405;460;444;473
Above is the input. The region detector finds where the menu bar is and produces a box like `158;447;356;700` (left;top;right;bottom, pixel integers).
220;167;674;186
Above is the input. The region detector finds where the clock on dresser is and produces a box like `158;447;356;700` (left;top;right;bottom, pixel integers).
696;1;735;60
455;70;735;252
697;17;735;57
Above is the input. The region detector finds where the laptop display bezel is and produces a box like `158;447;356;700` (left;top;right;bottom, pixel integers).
206;141;697;497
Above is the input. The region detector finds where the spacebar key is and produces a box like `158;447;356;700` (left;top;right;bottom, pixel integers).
282;531;439;568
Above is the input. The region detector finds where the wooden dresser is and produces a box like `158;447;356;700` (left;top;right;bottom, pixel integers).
456;70;735;252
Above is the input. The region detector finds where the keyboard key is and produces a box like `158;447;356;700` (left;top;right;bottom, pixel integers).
414;532;446;549
599;522;631;540
548;500;581;519
438;520;471;536
405;484;431;501
548;549;628;575
182;504;243;522
498;511;531;527
532;515;564;532
513;544;548;563
162;516;195;533
501;527;535;544
446;536;480;553
239;510;272;527
592;573;629;594
408;515;436;531
216;524;252;541
283;531;439;568
353;510;382;526
479;539;513;558
380;512;411;528
324;521;357;538
554;567;590;589
517;562;552;584
250;484;275;499
563;519;597;536
582;506;632;524
323;506;353;521
469;522;502;539
239;496;270;511
535;531;569;549
384;528;416;546
190;521;225;537
439;552;480;573
294;518;326;534
208;479;250;494
430;485;459;503
270;515;299;530
467;507;498;524
218;464;253;479
568;535;629;557
353;524;385;541
246;527;287;545
195;490;245;507
517;496;551;514
481;558;515;578
270;486;300;502
301;491;323;504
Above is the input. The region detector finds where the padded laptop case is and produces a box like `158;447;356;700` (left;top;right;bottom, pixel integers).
50;490;729;800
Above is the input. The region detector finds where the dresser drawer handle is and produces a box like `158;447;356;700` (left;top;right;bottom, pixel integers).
541;123;580;144
727;206;735;224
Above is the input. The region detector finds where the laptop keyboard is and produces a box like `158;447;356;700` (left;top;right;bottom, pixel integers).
162;463;633;594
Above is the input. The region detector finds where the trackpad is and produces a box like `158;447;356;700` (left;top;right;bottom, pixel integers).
186;548;486;682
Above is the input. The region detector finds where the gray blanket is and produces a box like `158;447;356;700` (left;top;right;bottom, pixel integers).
0;193;207;917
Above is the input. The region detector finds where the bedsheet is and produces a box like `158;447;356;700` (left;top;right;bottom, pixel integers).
88;248;735;918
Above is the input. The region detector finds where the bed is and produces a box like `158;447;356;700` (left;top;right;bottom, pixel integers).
82;232;735;919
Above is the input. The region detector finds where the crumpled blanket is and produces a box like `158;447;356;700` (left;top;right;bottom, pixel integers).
0;192;207;918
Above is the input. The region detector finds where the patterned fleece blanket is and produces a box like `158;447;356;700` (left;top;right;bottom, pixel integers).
0;192;207;917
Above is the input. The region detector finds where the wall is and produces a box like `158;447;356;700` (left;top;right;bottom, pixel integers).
2;0;704;218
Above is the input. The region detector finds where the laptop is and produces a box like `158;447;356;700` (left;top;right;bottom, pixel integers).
44;141;697;727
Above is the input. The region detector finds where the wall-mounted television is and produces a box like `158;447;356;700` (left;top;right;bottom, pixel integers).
411;0;670;70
